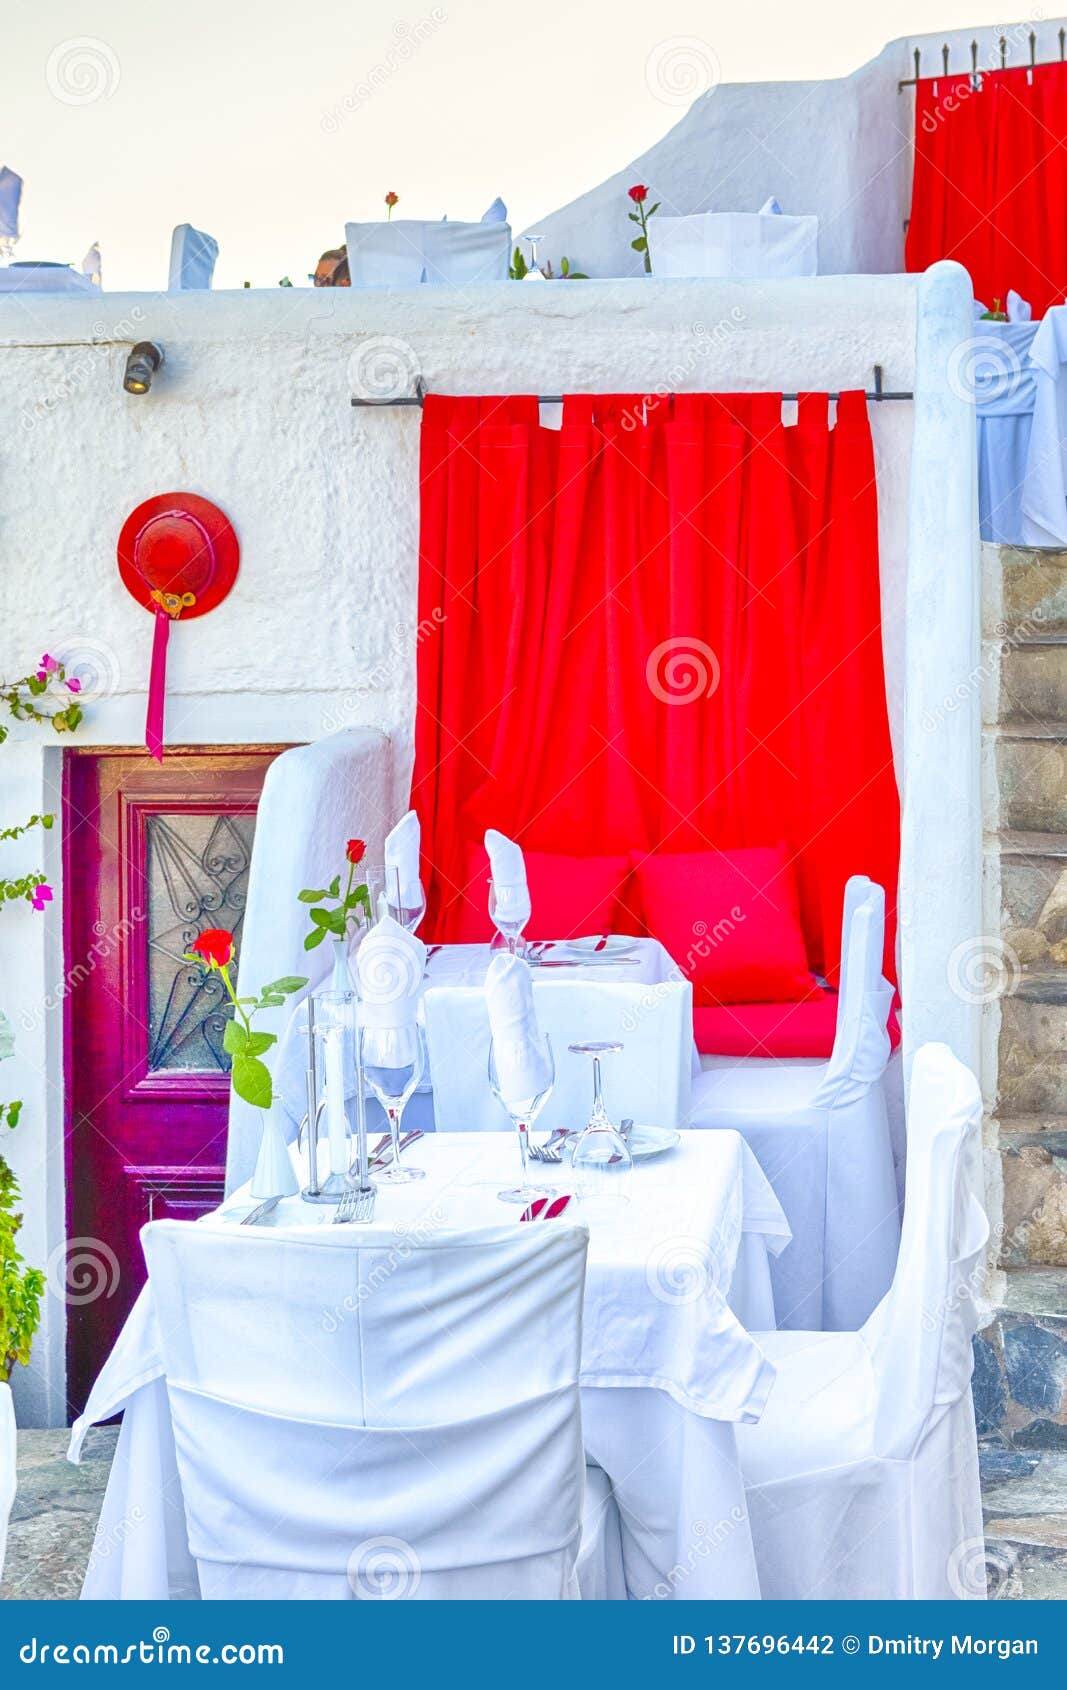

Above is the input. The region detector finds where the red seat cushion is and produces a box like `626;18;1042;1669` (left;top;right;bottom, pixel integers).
452;845;633;943
632;844;820;1006
694;994;841;1058
694;992;903;1059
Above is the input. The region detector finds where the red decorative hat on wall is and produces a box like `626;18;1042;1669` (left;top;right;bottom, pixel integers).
117;493;240;761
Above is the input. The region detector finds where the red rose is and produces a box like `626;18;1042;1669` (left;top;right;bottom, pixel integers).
190;928;234;968
628;184;648;203
346;838;366;865
384;191;399;207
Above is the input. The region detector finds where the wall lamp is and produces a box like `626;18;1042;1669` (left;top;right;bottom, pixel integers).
123;342;164;395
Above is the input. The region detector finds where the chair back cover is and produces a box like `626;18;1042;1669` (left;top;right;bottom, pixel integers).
142;1218;589;1596
168;224;218;290
813;884;893;1107
651;210;818;279
864;1043;987;1458
224;729;392;1193
424;978;692;1133
344;219;510;288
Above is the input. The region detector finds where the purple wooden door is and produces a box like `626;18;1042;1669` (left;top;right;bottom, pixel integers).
64;747;287;1415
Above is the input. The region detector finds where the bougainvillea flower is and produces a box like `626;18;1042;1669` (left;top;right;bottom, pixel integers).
66;677;82;694
39;654;59;672
31;883;54;912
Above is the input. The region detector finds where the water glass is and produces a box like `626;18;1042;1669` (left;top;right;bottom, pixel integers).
361;1021;426;1182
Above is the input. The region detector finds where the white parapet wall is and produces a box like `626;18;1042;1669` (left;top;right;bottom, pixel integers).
0;270;977;1421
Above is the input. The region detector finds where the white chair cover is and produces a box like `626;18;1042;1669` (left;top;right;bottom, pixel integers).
651;208;817;279
1019;306;1067;547
168;224;218;291
687;879;898;1329
424;978;693;1134
141;1217;590;1599
224;729;392;1193
735;1043;987;1600
344;220;510;288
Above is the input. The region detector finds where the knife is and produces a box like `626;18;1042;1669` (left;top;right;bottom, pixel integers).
241;1196;283;1226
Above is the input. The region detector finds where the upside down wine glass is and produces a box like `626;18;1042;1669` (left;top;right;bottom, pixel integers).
488;1032;555;1204
569;1040;633;1210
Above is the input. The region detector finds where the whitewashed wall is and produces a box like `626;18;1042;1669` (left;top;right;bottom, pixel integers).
0;268;976;1423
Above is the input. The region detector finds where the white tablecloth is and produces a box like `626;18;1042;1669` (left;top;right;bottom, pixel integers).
71;1131;789;1601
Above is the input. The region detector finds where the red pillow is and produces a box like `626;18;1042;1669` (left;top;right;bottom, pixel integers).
452;845;632;943
631;845;819;1006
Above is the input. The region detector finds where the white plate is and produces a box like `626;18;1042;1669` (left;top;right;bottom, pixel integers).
626;1124;681;1159
548;936;639;960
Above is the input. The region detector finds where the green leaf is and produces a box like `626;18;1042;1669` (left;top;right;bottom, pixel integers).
309;908;334;927
304;927;327;951
231;1053;272;1109
222;1020;250;1056
631;237;647;252
257;993;285;1008
628;212;640;224
298;888;327;903
328;875;341;899
245;1031;277;1055
40;814;54;829
261;976;308;996
647;202;660;216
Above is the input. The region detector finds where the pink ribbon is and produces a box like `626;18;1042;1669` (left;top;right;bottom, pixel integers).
146;607;170;763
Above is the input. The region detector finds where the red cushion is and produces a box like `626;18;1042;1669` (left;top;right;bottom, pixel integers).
631;844;819;1006
452;845;633;942
694;994;840;1058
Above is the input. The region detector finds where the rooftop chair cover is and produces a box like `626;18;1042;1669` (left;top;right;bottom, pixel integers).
0;166;22;241
139;1218;590;1598
344;218;510;287
168;224;218;291
651;206;817;278
1018;306;1067;547
223;730;391;1193
424;977;693;1135
970;318;1040;543
687;879;898;1330
735;1043;987;1600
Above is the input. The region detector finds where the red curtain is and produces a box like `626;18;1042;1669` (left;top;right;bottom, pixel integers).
906;63;1067;317
412;392;899;985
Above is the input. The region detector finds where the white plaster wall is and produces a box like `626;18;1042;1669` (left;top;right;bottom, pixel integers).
529;20;1067;287
0;273;975;1422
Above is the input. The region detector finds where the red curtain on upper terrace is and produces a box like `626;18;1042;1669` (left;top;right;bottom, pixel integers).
906;62;1067;317
411;392;900;985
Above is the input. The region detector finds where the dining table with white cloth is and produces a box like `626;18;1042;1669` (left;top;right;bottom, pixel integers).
70;1129;790;1601
273;938;693;1141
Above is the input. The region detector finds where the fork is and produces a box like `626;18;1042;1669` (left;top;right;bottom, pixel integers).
333;1184;376;1224
529;1129;569;1165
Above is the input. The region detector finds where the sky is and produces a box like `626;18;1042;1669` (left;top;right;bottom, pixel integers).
0;1;1045;290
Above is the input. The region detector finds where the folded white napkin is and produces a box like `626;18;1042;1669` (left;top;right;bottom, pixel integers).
484;828;531;925
356;914;426;1028
758;195;783;215
485;953;551;1108
1008;289;1033;323
384;809;422;908
481;196;508;224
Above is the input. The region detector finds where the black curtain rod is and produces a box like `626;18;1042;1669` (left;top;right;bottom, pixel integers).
899;28;1064;89
352;368;914;408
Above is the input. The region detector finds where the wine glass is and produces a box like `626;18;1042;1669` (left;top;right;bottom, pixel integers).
520;231;546;281
385;863;427;934
569;1041;633;1210
488;1032;554;1204
361;1022;426;1182
488;879;530;957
